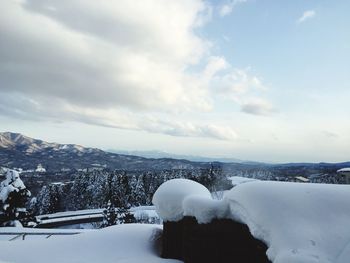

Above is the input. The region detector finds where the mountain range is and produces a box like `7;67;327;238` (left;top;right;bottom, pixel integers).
107;149;253;164
0;132;208;172
1;132;349;176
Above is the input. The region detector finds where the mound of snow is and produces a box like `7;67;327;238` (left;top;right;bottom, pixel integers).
225;181;350;263
183;196;229;224
0;224;181;263
152;179;211;222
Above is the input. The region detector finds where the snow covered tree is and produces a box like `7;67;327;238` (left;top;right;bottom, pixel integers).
34;183;64;215
115;206;135;224
102;200;116;227
0;170;31;225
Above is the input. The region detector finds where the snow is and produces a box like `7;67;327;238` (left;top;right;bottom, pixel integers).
183;195;229;224
35;164;46;173
225;181;350;263
152;179;211;222
0;170;27;202
0;227;92;235
228;176;257;186
294;176;309;182
133;209;160;222
38;214;103;224
36;209;105;220
0;224;181;263
337;167;350;173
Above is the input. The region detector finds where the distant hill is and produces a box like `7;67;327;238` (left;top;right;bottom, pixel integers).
108;149;254;164
0;132;208;172
1;132;349;177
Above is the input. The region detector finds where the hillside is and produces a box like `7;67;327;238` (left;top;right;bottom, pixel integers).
0;132;207;172
1;132;349;179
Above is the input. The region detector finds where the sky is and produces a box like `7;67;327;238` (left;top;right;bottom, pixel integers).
0;0;349;163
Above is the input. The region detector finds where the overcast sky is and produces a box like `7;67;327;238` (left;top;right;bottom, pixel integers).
1;0;349;163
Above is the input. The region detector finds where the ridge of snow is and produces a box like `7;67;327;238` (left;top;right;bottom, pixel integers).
183;195;230;224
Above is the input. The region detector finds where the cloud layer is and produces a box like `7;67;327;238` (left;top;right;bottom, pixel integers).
0;0;271;140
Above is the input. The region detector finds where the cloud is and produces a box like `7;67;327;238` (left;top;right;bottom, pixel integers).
214;68;265;95
0;91;238;141
219;0;247;17
0;0;212;112
240;98;277;116
297;10;316;23
0;0;265;140
323;131;338;139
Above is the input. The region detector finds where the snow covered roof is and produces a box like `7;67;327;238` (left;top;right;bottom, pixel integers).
337;167;350;173
294;176;310;182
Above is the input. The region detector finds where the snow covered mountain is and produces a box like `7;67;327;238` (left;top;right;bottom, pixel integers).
0;132;207;172
109;149;249;164
1;132;349;177
0;132;94;154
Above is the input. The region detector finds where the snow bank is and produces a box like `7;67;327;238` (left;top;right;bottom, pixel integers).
183;196;229;224
0;224;181;263
152;179;211;222
229;176;257;186
225;181;350;263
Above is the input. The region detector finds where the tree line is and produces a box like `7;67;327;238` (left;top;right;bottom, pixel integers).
32;166;231;215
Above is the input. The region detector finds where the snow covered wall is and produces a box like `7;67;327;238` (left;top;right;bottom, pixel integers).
226;181;350;263
154;179;350;263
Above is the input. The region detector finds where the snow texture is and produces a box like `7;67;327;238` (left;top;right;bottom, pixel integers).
228;176;257;186
152;179;211;222
225;181;350;263
337;167;350;172
0;170;27;202
0;224;181;263
183;195;229;224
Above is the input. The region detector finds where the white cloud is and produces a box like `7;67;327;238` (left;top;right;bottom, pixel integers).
297;10;316;23
0;0;267;140
240;98;277;116
216;68;264;94
0;0;212;111
219;0;247;17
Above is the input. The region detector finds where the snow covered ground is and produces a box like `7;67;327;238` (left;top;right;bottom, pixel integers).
0;224;181;263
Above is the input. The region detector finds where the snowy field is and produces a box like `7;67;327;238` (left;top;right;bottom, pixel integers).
0;224;181;263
